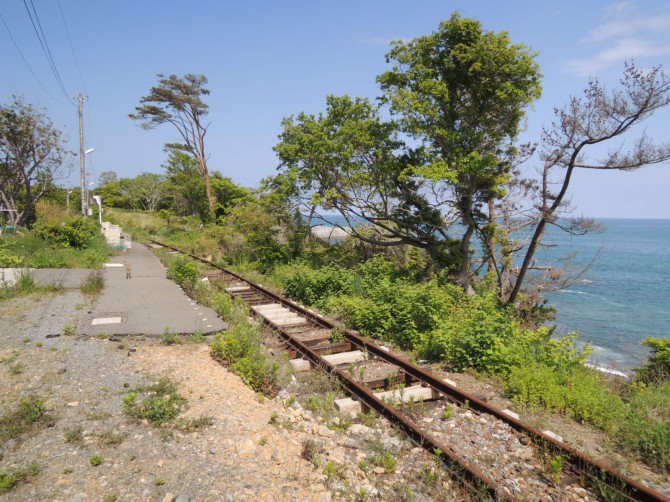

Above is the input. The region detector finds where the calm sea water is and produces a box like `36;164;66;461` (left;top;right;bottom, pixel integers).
544;219;670;371
313;216;670;370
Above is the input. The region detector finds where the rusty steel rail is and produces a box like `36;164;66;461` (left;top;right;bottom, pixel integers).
149;239;670;502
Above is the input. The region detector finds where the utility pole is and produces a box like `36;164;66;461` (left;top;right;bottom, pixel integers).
78;93;87;216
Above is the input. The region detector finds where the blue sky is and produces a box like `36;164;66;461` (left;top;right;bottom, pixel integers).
2;0;670;218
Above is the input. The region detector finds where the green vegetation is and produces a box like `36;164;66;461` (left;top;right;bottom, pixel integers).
81;271;105;296
89;454;104;467
0;200;110;270
0;396;47;445
0;462;40;494
123;377;187;426
636;337;670;385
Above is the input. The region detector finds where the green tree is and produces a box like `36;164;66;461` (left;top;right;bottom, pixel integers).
98;171;118;187
130;74;215;213
125;172;168;211
275;95;458;268
162;150;208;218
0;96;69;226
377;13;542;293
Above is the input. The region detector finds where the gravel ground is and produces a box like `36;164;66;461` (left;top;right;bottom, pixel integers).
0;291;327;501
0;291;461;501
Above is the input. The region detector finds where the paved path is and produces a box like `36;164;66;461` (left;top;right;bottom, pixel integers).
78;243;227;336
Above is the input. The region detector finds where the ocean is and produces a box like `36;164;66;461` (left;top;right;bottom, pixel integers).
544;219;670;372
313;216;670;371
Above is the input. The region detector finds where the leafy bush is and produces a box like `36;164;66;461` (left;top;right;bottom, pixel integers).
0;242;23;267
210;321;282;396
280;264;353;306
0;462;40;494
167;255;200;287
636;337;670;384
34;216;101;249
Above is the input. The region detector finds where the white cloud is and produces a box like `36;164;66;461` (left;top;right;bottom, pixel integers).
567;1;670;75
567;38;670;76
583;14;670;43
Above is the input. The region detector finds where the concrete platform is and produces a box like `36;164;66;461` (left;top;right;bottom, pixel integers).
77;243;227;336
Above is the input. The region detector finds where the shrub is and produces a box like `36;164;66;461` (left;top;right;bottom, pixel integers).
168;255;199;287
211;322;281;396
636;337;670;384
0;242;23;268
34;216;101;249
0;462;40;494
89;455;104;467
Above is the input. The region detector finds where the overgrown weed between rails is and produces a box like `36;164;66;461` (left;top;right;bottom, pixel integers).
210;292;289;397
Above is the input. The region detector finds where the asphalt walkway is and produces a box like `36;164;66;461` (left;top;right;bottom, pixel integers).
77;243;227;336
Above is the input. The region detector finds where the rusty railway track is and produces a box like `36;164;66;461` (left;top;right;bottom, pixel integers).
149;239;668;501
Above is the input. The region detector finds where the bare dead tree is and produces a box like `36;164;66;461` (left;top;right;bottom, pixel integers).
506;62;670;305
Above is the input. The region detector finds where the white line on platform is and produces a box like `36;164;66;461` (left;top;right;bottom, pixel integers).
92;317;122;325
202;318;207;321
103;263;124;268
207;325;212;328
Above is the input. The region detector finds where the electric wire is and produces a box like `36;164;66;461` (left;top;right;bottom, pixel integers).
0;13;61;102
56;0;86;94
22;0;76;106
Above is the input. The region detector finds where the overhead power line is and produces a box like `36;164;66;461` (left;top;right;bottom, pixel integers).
57;0;86;93
22;0;76;106
0;13;61;102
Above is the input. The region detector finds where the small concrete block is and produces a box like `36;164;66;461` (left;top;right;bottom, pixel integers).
290;358;312;372
226;286;251;292
335;397;361;414
252;304;286;313
543;430;563;443
322;350;366;366
272;317;307;326
91;317;122;325
443;378;457;387
335;385;440;414
263;311;299;321
375;385;438;404
502;409;520;420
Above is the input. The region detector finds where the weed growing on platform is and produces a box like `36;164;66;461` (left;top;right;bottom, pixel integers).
81;271;105;296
